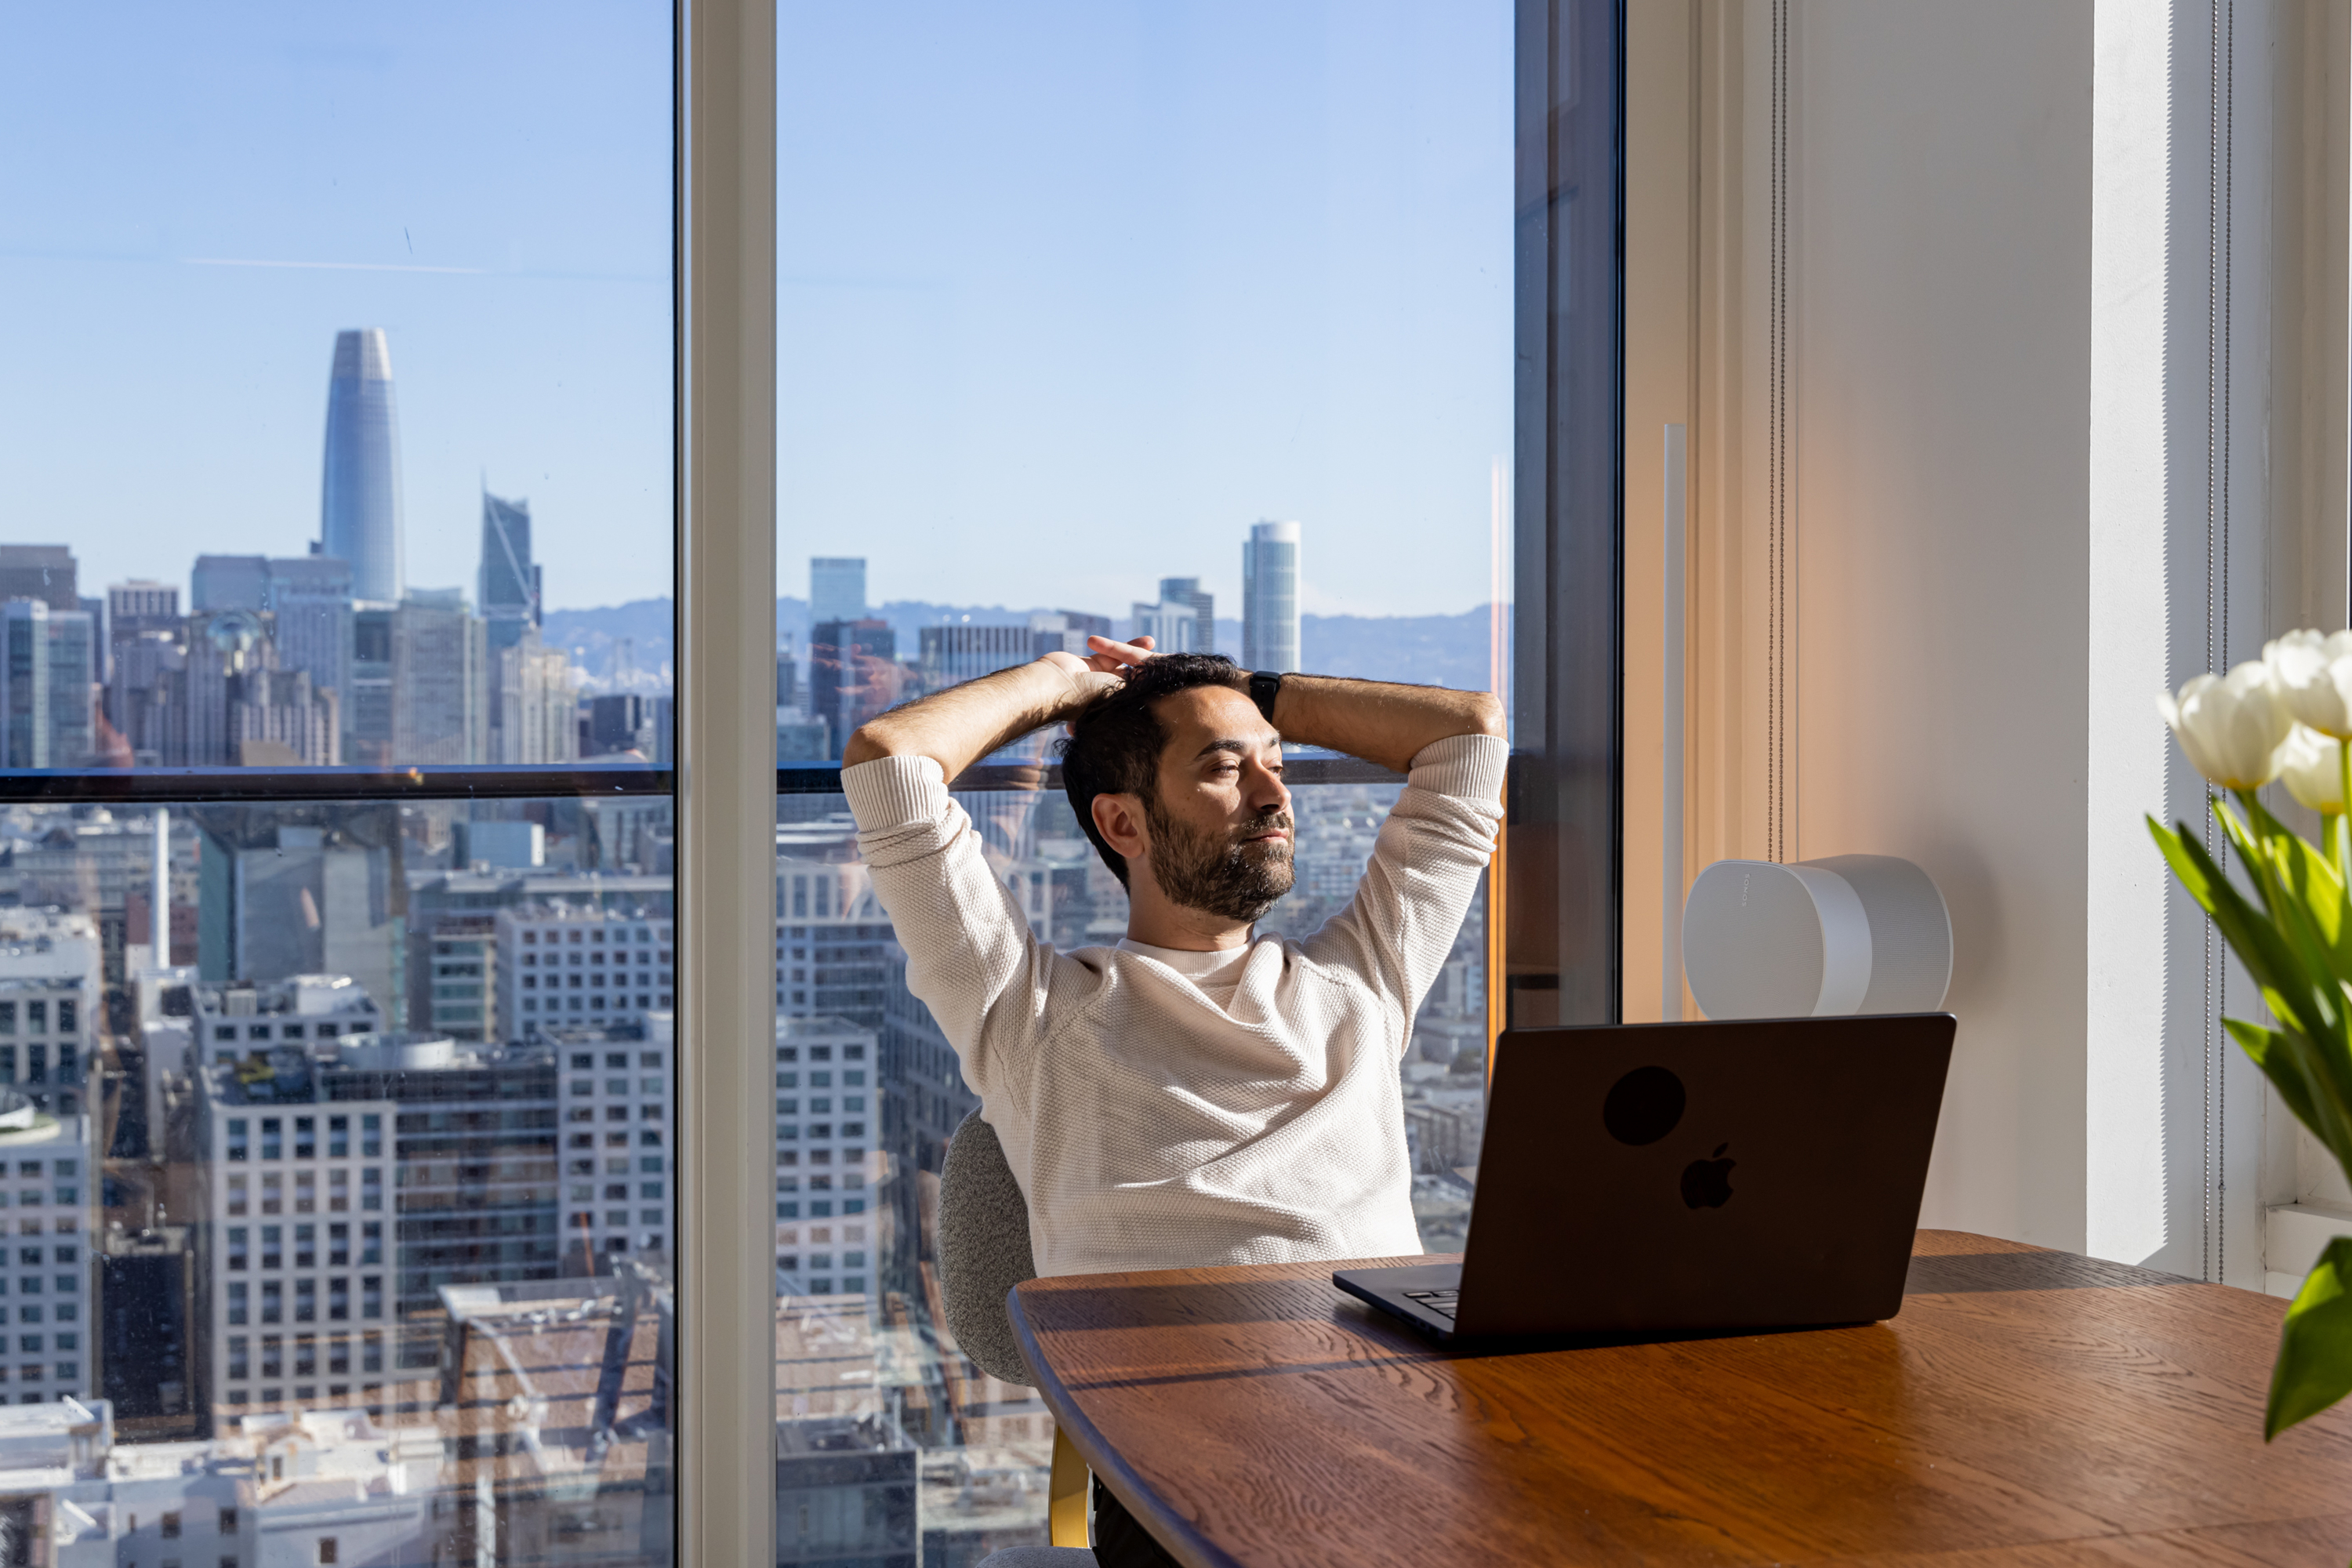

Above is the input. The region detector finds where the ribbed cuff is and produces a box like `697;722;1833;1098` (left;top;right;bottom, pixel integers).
843;753;949;832
1406;732;1508;802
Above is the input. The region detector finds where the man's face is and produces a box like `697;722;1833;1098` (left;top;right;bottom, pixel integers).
1140;684;1294;921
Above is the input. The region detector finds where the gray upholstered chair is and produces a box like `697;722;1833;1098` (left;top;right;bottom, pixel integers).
938;1109;1095;1560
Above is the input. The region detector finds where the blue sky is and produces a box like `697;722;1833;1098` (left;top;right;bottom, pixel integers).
1;2;1509;620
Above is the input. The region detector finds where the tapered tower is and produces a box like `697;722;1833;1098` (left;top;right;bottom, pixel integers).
319;328;405;603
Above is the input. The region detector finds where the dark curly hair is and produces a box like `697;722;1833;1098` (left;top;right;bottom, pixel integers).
1057;653;1248;888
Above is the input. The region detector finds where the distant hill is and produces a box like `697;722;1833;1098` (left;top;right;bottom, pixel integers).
546;597;1506;694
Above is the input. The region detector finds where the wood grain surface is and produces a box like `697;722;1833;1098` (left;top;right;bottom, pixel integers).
1007;1231;2352;1568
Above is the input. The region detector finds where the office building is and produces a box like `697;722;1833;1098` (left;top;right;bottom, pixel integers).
345;604;394;765
409;913;496;1042
1132;576;1214;655
227;665;339;767
1028;609;1112;659
391;591;486;765
773;1016;880;1297
190;554;270;614
546;1014;673;1265
494;904;674;1042
810;557;866;623
42;608;96;768
492;632;579;765
1243;520;1302;673
0;601;49;768
106;582;177;634
775;817;892;1029
477;489;540;629
0;909;100;1120
586;692;656;757
917;624;1030;692
106;587;184;768
186;975;383;1070
318;328;405;604
0;1099;95;1404
0;548;76;613
193;1051;395;1414
264;554;354;717
809;619;898;760
191;810;401;1011
191;1029;565;1406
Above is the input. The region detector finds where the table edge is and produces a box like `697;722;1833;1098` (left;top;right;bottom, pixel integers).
1008;1282;1245;1568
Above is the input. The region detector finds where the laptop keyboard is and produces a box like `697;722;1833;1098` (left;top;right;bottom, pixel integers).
1403;1288;1461;1320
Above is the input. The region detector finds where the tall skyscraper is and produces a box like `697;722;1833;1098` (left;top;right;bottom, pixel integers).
1243;520;1302;673
0;601;49;768
320;328;405;604
0;547;78;612
811;557;866;623
1132;578;1214;655
44;608;96;768
478;490;540;627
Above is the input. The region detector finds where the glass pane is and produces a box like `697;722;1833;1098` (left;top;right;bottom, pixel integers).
782;2;1508;1553
2;5;685;1566
0;793;671;1559
0;6;673;776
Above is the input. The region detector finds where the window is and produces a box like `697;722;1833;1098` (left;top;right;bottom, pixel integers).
771;0;1508;1539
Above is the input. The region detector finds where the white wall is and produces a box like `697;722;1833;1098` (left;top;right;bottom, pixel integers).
1757;0;2307;1280
1783;0;2097;1250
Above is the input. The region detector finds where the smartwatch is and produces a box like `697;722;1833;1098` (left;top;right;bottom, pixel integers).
1248;670;1283;724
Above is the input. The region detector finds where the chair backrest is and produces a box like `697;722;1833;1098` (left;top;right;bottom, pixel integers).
936;1109;1040;1386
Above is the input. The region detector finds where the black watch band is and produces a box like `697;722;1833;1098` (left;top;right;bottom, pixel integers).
1248;670;1283;724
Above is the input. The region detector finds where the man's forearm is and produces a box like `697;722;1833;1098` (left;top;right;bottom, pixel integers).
844;659;1111;779
1269;675;1505;775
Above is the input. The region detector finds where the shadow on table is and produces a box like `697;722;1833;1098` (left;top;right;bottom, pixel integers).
1901;1250;2197;1294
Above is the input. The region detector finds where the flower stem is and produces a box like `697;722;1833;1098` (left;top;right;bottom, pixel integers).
2339;739;2350;882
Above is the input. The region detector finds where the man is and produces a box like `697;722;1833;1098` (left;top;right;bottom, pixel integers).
845;635;1503;1561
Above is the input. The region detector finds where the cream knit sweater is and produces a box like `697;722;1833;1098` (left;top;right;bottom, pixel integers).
844;733;1507;1278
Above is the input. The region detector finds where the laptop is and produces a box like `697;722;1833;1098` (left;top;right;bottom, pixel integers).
1335;1013;1956;1345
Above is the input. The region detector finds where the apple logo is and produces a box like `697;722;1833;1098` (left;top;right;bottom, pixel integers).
1681;1143;1736;1209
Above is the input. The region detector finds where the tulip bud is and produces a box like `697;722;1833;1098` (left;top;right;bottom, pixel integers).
2278;725;2347;814
2158;661;2296;791
2264;629;2352;739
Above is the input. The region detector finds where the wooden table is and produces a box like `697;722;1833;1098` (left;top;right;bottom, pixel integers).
1007;1230;2352;1566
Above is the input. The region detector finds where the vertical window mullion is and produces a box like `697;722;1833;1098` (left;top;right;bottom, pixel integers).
677;0;779;1563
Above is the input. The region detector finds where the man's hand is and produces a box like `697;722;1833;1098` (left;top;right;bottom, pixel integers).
844;635;1155;778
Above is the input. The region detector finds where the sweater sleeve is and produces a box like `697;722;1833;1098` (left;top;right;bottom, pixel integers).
1300;733;1506;1047
844;755;1056;1102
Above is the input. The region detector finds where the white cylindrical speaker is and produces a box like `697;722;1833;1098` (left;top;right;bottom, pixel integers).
1681;855;1951;1020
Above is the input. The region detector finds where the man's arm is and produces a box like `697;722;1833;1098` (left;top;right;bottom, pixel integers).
1268;676;1504;775
843;641;1150;779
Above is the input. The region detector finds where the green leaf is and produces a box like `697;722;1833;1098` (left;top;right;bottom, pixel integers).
2269;820;2352;981
2227;1018;2352;1173
2220;801;2351;1023
2151;817;2332;1043
2270;1236;2352;1439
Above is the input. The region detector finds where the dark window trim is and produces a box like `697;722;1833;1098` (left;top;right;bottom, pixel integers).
0;755;1402;805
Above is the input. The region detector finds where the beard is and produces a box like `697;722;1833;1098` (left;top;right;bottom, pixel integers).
1143;799;1298;922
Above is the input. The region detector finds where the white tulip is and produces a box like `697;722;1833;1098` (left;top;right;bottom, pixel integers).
2159;661;2296;791
2278;724;2348;814
2265;629;2352;739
